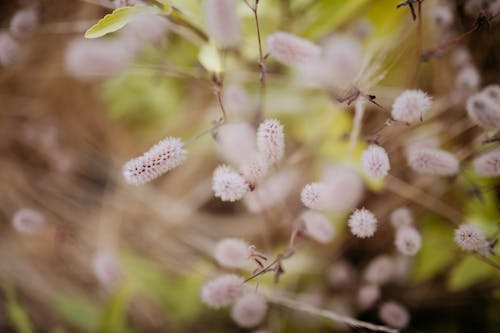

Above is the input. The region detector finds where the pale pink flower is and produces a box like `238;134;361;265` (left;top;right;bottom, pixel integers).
321;164;364;213
239;154;269;187
473;149;500;177
327;261;355;288
203;0;241;48
12;209;45;234
357;284;380;309
391;90;432;123
361;144;391;179
301;210;335;244
300;182;331;211
395;227;422;256
466;92;500;129
200;274;244;308
223;84;251;116
212;165;249;202
123;137;187;185
0;33;20;66
92;250;121;286
231;293;268;328
378;301;410;329
390;207;413;229
455;65;480;91
267;32;321;67
10;7;38;39
454;224;488;252
214;238;251;269
217;122;257;165
257;119;285;164
363;255;394;285
407;147;459;176
348;208;378;238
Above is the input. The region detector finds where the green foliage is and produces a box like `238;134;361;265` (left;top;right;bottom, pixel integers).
3;284;35;333
447;256;499;291
53;292;100;333
98;285;135;333
85;6;163;39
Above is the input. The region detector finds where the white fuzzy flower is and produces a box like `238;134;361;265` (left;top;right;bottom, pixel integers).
390;207;413;229
10;8;38;39
257;119;285;164
239;154;269;187
363;255;394;285
466;92;500;129
406;147;459;176
212;165;249;202
300;182;331;211
391;90;432;123
395;227;422;256
203;0;241;48
0;33;20;66
361;144;391;179
348;208;378;238
217;122;257;165
123;137;187;185
12;209;45;234
200;274;244;308
357;284;380;309
301;210;335;244
321;164;364;213
379;301;410;329
455;65;480;91
231;293;268;328
214;238;250;269
92;250;121;286
473;150;500;177
267;32;321;67
454;224;488;252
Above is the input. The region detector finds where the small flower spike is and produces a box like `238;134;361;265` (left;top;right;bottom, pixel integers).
257;119;285;164
203;0;241;48
214;238;251;269
212;165;250;202
454;224;488;252
230;293;268;328
200;274;244;308
361;144;391;179
267;32;321;67
407;147;459;176
391;90;432;123
348;208;378;238
473;149;500;177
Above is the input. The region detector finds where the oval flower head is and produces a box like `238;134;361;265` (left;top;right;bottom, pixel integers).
203;0;241;48
361;144;391;179
300;182;332;211
231;293;268;328
11;209;45;234
482;84;500;104
473;149;500;177
455;65;480;91
390;207;413;229
0;33;20;66
214;238;251;269
395;227;422;256
407;147;459;176
123;137;187;185
301;210;335;244
357;284;380;309
454;224;488;252
267;32;321;67
217;122;257;165
257;119;285;164
391;90;432;124
10;7;38;39
348;208;378;238
200;274;244;308
239;154;269;187
212;165;249;202
466;92;500;129
363;255;394;285
378;301;410;329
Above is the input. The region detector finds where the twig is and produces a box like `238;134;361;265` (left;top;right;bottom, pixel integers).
397;0;424;21
264;291;400;333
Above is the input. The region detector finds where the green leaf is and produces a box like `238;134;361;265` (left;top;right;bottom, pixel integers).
447;256;499;291
198;43;223;73
85;6;162;39
3;284;35;333
98;285;134;333
52;293;101;332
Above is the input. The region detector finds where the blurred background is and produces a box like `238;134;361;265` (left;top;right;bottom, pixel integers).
0;0;499;332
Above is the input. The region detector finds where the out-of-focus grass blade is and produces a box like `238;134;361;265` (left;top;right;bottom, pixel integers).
98;285;135;333
4;284;35;333
53;292;100;332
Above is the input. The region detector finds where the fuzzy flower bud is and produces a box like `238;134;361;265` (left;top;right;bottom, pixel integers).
466;91;500;129
267;32;321;67
357;284;380;309
301;210;335;244
407;147;459;176
10;8;38;39
395;227;422;256
454;224;488;252
123;137;187;185
200;274;244;308
391;90;432;123
214;238;250;269
300;182;331;211
348;208;378;238
364;255;394;285
12;209;45;234
0;33;20;66
203;0;241;48
212;165;250;202
455;65;480;91
473;149;500;177
239;154;269;187
230;293;268;328
361;144;391;179
92;250;121;286
257;119;285;164
378;301;410;329
390;207;413;229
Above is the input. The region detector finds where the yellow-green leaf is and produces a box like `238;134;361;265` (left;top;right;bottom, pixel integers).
85;6;162;39
198;43;223;73
447;256;499;291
